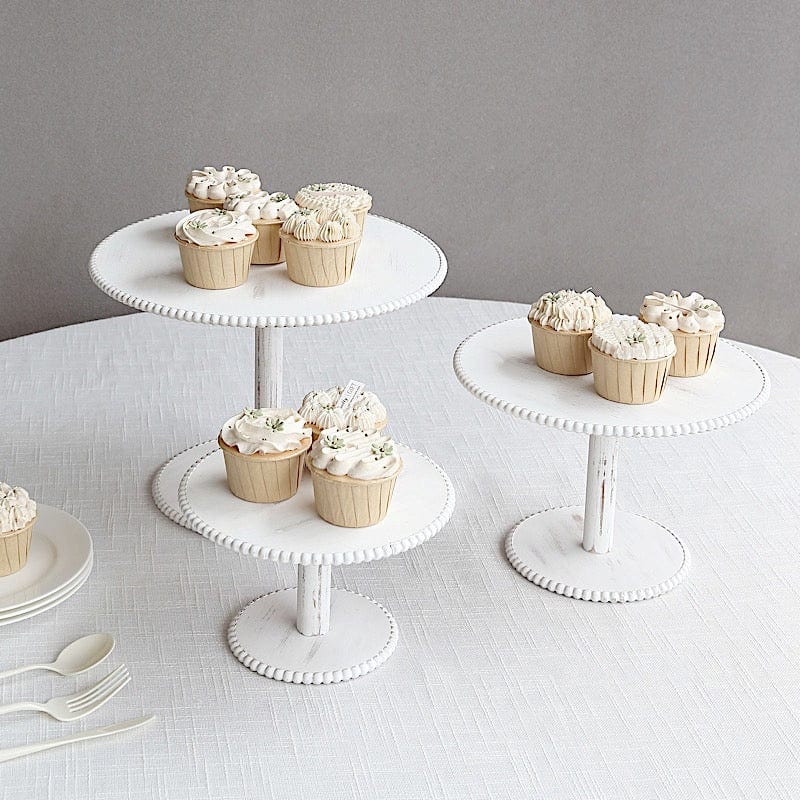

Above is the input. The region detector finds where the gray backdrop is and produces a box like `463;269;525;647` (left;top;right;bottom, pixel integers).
3;1;799;354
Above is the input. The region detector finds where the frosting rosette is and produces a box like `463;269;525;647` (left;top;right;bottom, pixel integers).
185;166;261;200
224;191;300;222
591;314;675;360
298;386;387;432
281;208;358;243
529;289;612;332
220;408;311;455
175;209;257;247
640;291;724;333
295;182;372;212
309;429;401;480
0;483;36;533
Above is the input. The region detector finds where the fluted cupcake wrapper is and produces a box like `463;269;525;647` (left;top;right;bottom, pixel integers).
252;219;283;265
590;343;672;404
176;233;257;290
219;437;309;503
530;320;593;375
0;517;35;577
185;191;224;213
669;328;721;377
307;458;401;528
281;233;360;287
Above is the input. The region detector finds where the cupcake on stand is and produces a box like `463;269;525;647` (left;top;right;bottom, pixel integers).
0;482;37;577
184;166;261;212
224;191;299;265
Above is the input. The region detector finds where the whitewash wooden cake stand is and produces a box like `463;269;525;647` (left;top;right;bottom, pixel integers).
454;318;769;603
89;210;454;682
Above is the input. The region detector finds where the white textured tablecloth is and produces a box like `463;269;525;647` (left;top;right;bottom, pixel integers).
1;297;799;800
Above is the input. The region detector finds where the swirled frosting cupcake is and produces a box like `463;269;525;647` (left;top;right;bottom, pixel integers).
640;291;724;377
184;166;261;211
589;315;675;404
0;483;37;577
298;385;388;438
306;429;402;527
295;182;372;215
528;289;612;375
224;192;300;265
218;409;312;503
280;208;361;286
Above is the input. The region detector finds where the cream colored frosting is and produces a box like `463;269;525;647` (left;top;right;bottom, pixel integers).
224;191;300;222
0;483;36;533
175;209;257;246
309;429;401;480
298;386;387;432
185;166;261;200
529;290;612;332
591;314;675;360
281;208;358;242
295;182;372;212
220;408;311;455
640;291;725;333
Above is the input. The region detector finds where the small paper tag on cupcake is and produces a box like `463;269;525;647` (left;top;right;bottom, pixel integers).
335;380;365;410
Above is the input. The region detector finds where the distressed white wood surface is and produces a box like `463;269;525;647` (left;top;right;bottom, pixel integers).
506;506;689;602
254;327;283;407
89;212;447;328
582;435;619;553
296;564;331;636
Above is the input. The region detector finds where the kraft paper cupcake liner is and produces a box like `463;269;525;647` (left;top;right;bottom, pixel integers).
218;436;309;503
669;328;721;377
176;233;257;290
252;219;283;265
589;343;672;404
530;319;593;375
280;233;360;287
306;457;401;528
0;516;35;577
185;191;224;213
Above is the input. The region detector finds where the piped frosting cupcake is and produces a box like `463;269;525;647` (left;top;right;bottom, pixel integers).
185;166;261;211
640;291;724;377
224;191;300;265
589;315;675;404
528;289;612;375
298;385;387;438
0;482;37;577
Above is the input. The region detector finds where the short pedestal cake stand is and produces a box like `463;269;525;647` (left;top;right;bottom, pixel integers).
90;210;453;681
453;318;769;603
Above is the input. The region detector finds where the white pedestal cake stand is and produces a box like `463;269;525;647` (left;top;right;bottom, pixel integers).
453;318;770;603
89;209;452;681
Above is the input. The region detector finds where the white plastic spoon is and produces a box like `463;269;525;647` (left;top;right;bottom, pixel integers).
0;633;115;680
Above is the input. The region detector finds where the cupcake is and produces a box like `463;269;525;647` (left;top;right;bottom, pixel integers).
295;182;372;233
528;290;612;375
306;429;402;528
218;409;312;503
280;207;360;287
175;209;258;289
298;385;388;440
640;291;725;377
589;315;675;404
0;483;37;577
224;191;299;266
184;166;261;212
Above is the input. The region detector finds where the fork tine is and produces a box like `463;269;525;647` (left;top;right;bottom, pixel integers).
69;670;130;714
68;667;129;711
66;666;128;710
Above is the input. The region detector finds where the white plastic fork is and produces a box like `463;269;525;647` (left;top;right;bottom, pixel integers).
0;665;130;721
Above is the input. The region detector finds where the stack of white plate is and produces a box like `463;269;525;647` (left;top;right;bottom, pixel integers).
0;505;93;626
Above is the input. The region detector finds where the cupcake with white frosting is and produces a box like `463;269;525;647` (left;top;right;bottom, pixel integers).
175;209;258;289
280;207;361;287
218;408;312;503
224;191;300;265
589;315;675;404
528;290;612;375
184;166;261;212
640;291;724;377
306;429;402;527
0;483;37;577
298;385;388;440
295;182;372;232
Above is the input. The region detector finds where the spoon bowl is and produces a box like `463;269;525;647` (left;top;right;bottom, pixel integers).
51;633;115;676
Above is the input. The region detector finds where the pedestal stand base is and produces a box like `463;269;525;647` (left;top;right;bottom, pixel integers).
505;506;689;603
228;588;398;684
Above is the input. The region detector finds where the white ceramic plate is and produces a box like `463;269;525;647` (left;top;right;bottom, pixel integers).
0;556;93;621
0;505;92;613
0;559;93;626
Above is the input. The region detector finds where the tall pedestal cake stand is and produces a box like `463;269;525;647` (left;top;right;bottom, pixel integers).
453;318;769;603
90;210;454;681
